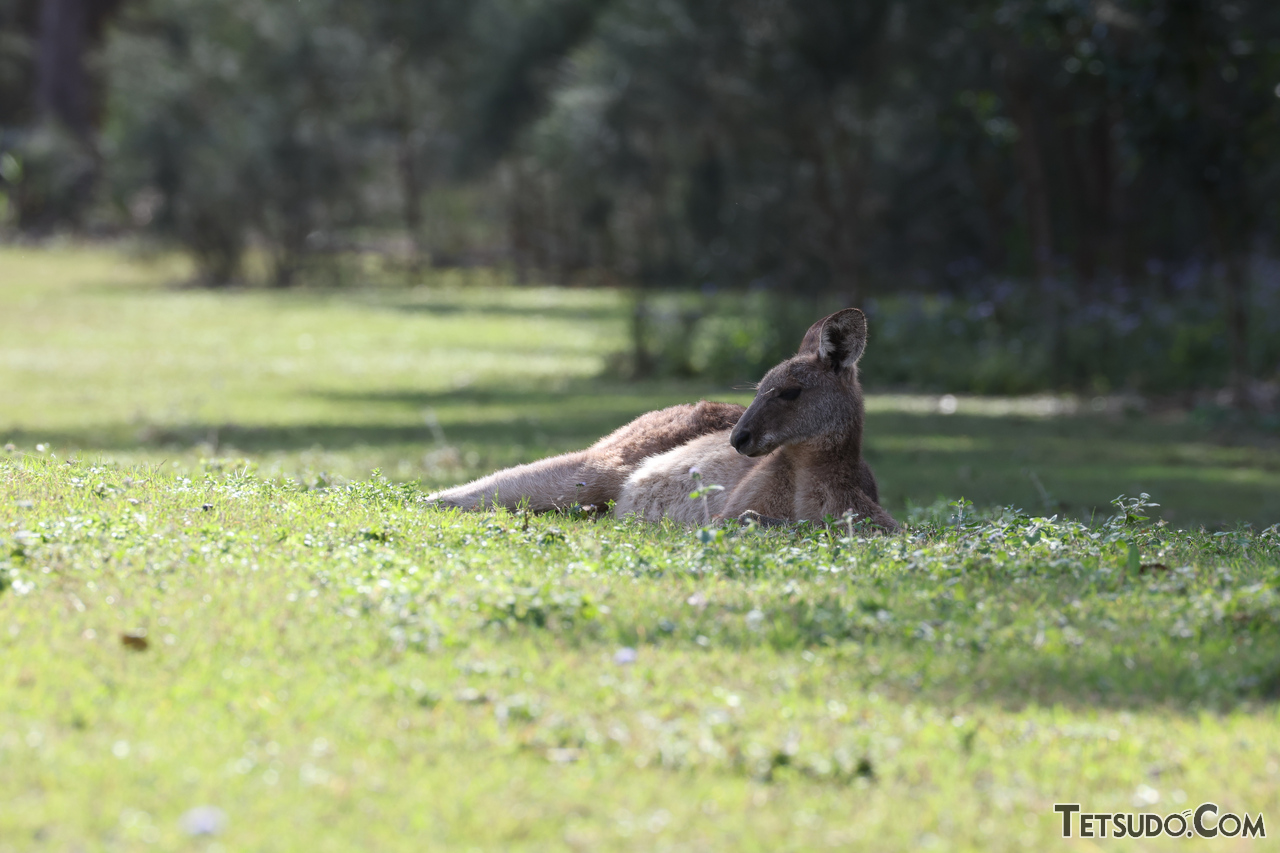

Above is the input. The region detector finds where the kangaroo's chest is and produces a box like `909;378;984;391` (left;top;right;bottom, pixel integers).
724;455;864;522
721;457;795;519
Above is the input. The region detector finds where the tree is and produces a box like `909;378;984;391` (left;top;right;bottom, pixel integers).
0;0;123;227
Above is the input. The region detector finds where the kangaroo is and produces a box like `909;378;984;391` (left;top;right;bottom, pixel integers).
613;308;897;530
429;308;897;531
427;400;746;512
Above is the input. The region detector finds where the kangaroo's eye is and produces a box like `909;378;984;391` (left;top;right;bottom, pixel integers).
777;387;802;401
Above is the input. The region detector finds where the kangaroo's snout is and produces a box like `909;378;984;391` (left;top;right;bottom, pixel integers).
730;423;771;457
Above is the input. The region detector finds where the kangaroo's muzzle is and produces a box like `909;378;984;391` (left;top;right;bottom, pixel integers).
730;425;769;457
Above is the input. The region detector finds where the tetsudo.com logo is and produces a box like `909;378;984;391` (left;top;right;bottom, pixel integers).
1054;803;1265;839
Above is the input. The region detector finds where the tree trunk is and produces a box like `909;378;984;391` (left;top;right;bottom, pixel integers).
801;117;864;308
37;0;125;135
1209;206;1251;405
1004;76;1053;287
32;0;124;226
1222;250;1250;405
393;53;426;271
1063;124;1098;303
37;0;92;140
1063;106;1114;306
1004;60;1063;383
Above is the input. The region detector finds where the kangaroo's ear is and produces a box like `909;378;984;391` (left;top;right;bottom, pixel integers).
797;319;824;356
815;308;867;371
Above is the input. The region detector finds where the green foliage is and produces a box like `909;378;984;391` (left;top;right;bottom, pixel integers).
511;0;1280;294
98;0;601;285
613;278;1280;393
0;123;96;230
104;0;391;284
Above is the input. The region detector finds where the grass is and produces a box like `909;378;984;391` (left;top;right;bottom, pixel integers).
2;244;1280;850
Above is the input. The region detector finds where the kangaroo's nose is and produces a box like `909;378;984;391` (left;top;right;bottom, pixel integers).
730;428;751;453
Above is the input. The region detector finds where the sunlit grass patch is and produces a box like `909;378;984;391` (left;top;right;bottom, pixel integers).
2;456;1279;850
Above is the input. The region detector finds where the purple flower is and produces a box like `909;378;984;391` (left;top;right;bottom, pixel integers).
613;647;638;665
180;806;227;836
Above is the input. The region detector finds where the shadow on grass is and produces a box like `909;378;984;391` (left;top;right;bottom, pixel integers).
311;381;727;411
510;595;1280;712
808;645;1280;713
820;641;1277;712
912;643;1280;712
2;422;590;455
446;588;1280;712
386;298;624;324
0;386;721;459
864;411;1280;528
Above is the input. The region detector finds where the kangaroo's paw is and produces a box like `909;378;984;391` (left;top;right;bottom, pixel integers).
833;508;900;534
424;491;488;511
725;509;793;529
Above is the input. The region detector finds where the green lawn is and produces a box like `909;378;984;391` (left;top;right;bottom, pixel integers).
2;246;1279;851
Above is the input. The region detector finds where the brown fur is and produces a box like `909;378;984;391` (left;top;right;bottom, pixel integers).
427;400;744;511
430;308;897;531
613;309;897;530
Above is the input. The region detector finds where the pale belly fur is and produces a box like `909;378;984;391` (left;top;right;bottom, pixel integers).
613;431;754;523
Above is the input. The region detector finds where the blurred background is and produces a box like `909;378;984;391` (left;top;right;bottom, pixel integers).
1;0;1279;525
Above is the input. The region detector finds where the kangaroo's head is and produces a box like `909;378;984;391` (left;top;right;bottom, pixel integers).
729;308;867;458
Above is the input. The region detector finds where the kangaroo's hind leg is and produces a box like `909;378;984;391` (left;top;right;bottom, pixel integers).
427;401;745;514
427;450;593;512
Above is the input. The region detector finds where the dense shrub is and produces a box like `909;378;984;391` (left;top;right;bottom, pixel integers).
103;0;383;285
0;123;96;230
621;259;1280;394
